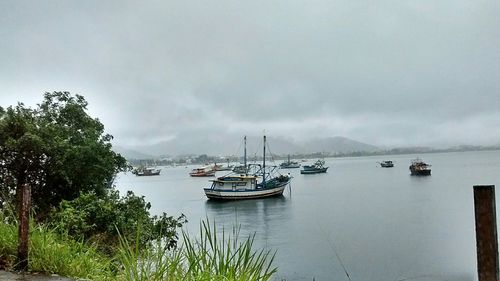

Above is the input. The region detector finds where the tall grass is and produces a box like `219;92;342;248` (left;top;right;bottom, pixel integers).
0;218;17;269
117;227;184;281
0;217;113;280
117;219;278;281
29;224;114;280
1;214;279;281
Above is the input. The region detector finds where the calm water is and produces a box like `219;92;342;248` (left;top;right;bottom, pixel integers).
115;151;500;281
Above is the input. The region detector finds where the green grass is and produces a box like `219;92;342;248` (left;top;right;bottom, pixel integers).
0;216;278;281
0;219;17;269
117;219;277;281
0;220;114;280
29;224;114;280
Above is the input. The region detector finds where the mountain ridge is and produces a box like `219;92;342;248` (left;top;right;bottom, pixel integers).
115;135;380;159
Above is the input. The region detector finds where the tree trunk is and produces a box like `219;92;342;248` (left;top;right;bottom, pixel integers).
15;183;31;271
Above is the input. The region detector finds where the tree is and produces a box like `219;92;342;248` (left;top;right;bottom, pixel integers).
51;190;186;254
0;92;128;220
0;103;46;270
1;93;185;267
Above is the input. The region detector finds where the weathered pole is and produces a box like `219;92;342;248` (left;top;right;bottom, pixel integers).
16;183;31;271
474;185;499;281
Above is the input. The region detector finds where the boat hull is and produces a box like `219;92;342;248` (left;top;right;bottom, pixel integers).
280;164;301;169
410;169;431;176
135;172;161;176
204;185;286;200
190;173;215;177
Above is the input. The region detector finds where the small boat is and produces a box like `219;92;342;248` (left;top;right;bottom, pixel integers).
300;159;328;174
133;166;161;176
189;166;216;177
409;158;431;176
280;155;301;169
204;135;292;200
379;160;394;168
232;165;250;174
215;160;234;171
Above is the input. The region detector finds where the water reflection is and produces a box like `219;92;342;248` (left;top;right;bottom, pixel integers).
204;196;291;246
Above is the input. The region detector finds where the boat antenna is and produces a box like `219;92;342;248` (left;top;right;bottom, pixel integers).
263;135;266;183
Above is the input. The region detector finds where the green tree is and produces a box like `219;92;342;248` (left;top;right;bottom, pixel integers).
51;190;186;254
0;92;128;220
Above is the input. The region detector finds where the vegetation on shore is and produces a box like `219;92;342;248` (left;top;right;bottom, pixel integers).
0;92;277;280
0;211;277;281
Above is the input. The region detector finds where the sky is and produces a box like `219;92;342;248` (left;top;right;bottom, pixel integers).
0;0;499;151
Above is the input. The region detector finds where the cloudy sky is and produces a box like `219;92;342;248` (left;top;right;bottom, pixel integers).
1;0;499;150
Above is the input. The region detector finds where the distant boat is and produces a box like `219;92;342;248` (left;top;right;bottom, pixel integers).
215;159;234;171
204;135;292;200
409;158;431;176
379;160;394;168
280;155;301;169
189;166;216;177
232;165;250;174
300;159;328;174
133;166;161;176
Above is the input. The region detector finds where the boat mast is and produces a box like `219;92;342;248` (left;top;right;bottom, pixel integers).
244;135;247;172
263;135;266;183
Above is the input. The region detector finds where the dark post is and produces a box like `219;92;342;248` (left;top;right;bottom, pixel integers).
16;183;31;271
474;185;499;281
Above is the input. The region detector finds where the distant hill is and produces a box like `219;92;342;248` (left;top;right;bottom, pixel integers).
112;146;155;160
119;135;380;158
300;136;379;154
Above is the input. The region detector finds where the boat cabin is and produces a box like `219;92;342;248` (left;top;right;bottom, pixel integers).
209;175;258;191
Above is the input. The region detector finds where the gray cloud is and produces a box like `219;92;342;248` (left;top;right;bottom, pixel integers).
1;0;499;150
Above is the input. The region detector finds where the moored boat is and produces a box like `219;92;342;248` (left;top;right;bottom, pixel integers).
409;158;431;175
189;166;216;177
133;166;161;176
232;165;250;174
215;160;234;171
300;159;328;174
280;155;301;169
379;160;394;168
204;135;292;200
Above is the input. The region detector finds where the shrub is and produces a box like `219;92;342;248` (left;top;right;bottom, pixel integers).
50;190;186;255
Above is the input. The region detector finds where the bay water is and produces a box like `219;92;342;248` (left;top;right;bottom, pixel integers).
115;150;500;281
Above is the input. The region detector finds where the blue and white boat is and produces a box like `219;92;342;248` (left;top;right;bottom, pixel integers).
204;136;292;200
300;159;328;174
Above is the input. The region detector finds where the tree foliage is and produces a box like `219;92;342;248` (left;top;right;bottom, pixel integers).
0;92;128;220
51;190;186;254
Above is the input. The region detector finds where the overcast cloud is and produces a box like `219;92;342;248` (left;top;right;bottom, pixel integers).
1;0;499;150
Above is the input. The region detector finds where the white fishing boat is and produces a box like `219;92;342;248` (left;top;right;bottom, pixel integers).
204;135;292;200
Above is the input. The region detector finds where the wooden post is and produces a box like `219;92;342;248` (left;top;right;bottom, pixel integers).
474;185;499;281
16;183;31;271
